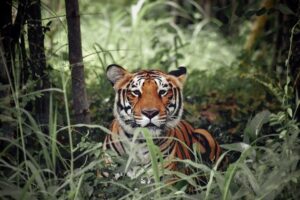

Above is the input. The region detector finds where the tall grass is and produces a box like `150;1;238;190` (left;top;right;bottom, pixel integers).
0;62;299;199
0;57;109;199
0;0;299;199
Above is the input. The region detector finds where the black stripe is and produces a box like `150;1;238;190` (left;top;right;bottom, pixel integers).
165;141;176;155
136;77;143;82
122;90;126;107
175;127;188;159
212;138;219;158
173;88;177;101
117;90;123;110
181;122;194;145
174;88;182;117
124;106;131;113
179;123;195;160
128;79;133;86
177;141;187;159
111;140;122;156
124;131;133;138
107;135;122;156
156;137;168;146
177;124;191;146
168;103;176;108
117;102;124;110
193;132;211;163
120;140;126;153
177;125;185;139
143;149;149;155
171;88;178;113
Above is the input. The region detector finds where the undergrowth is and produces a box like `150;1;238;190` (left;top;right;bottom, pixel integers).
0;0;299;199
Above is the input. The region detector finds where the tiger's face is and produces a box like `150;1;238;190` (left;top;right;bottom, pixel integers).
107;64;186;136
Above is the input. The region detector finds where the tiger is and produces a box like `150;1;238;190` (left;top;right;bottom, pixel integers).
103;64;221;185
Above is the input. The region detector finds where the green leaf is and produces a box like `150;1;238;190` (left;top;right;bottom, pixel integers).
244;110;271;141
142;128;162;198
287;108;293;118
276;4;296;15
221;142;251;153
279;130;287;138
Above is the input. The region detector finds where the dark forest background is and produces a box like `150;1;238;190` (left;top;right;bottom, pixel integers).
0;0;299;199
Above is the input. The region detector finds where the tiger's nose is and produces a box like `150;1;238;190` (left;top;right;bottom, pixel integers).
141;109;159;119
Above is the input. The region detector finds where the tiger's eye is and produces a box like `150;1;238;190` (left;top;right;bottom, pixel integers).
159;90;167;96
132;90;141;96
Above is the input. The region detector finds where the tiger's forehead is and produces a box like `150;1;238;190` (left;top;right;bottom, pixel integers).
129;70;171;89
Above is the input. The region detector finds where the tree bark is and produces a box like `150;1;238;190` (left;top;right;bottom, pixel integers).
65;0;90;124
244;0;274;51
0;0;12;84
27;0;49;125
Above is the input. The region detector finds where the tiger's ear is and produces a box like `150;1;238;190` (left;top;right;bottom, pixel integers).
106;64;128;85
168;66;187;83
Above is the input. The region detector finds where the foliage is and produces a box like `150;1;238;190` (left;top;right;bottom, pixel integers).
0;0;299;199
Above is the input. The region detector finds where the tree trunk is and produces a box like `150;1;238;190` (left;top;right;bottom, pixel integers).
0;0;12;85
65;0;90;124
27;0;49;125
244;0;274;51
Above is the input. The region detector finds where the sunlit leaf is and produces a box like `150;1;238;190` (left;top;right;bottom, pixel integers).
221;143;251;153
244;110;271;142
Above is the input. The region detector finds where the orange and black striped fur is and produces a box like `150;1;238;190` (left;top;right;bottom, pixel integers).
104;64;221;176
